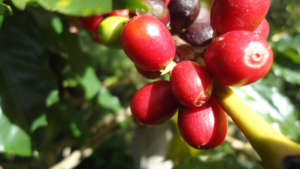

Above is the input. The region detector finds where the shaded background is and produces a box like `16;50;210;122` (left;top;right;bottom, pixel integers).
0;0;300;168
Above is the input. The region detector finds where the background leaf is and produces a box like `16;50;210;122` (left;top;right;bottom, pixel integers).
0;11;57;130
35;0;147;16
0;105;32;156
11;0;33;10
234;78;300;140
30;113;47;132
37;0;112;16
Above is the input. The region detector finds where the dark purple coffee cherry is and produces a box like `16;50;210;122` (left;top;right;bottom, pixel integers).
169;0;200;33
180;22;213;46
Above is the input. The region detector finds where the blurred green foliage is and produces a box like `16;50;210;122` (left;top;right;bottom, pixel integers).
0;0;299;169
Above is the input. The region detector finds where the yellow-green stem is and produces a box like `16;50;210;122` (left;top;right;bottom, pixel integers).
214;84;300;169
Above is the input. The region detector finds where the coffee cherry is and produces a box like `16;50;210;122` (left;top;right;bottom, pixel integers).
146;0;171;25
80;15;105;32
136;65;161;79
110;9;130;17
122;15;176;71
178;98;228;149
169;0;200;33
253;19;270;40
171;61;213;108
137;0;171;25
180;22;213;47
211;0;271;34
205;31;273;86
98;16;129;48
131;80;178;125
179;5;212;46
163;0;171;6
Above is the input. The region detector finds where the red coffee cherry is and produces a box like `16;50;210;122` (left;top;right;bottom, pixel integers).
253;19;270;40
205;31;274;86
178;98;228;149
80;15;105;32
110;9;130;17
131;80;178;125
135;65;161;79
122;15;176;71
163;0;171;6
211;0;271;34
171;61;213;108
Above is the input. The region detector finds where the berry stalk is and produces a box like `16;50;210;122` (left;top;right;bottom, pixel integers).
214;84;300;169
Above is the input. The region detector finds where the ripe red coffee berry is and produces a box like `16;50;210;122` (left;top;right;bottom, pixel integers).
178;98;228;149
122;15;176;71
131;80;178;125
163;0;171;6
205;31;274;86
211;0;271;34
171;61;213;108
110;9;130;17
253;19;270;40
80;15;105;32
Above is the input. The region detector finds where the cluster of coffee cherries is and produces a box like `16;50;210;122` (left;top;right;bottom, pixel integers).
80;0;273;149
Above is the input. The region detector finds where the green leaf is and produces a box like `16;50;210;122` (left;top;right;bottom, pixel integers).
272;32;300;64
11;0;33;10
0;105;32;156
79;66;101;100
35;0;147;16
234;80;300;140
117;0;148;12
46;90;60;107
31;113;48;132
70;122;81;137
273;62;300;85
11;0;147;15
0;13;57;130
51;16;63;34
37;0;113;16
271;33;300;85
0;16;3;29
98;87;122;113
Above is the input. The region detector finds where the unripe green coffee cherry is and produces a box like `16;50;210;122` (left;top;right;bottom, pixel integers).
98;16;129;48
